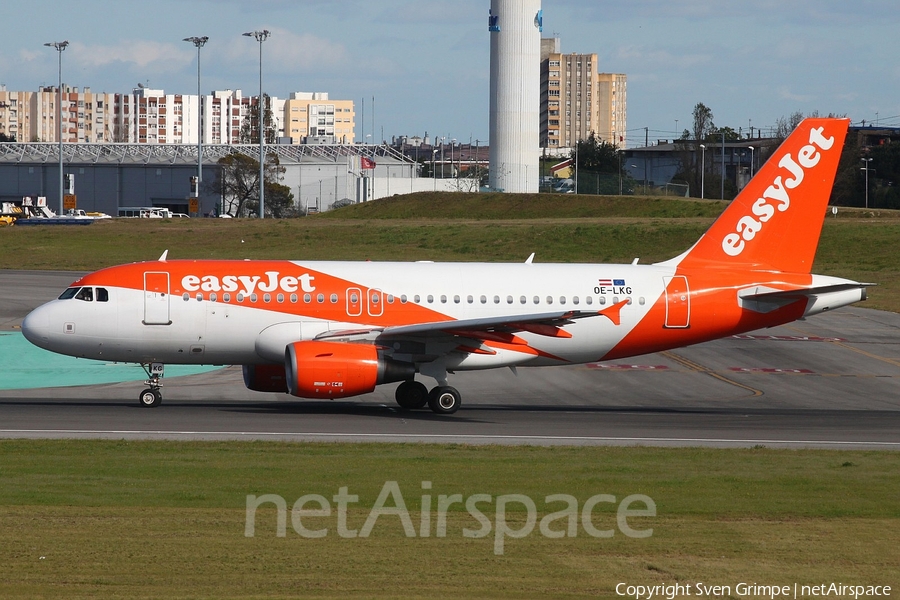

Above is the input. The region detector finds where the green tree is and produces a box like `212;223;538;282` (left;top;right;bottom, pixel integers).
570;132;624;194
247;181;296;218
210;151;290;217
239;93;278;145
570;132;620;173
691;102;715;142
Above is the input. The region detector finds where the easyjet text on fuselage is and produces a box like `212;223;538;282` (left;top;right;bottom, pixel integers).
181;271;317;296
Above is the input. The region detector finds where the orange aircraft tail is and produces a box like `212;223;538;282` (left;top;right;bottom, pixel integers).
673;117;849;273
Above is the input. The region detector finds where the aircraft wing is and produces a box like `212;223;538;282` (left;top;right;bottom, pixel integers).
316;300;630;342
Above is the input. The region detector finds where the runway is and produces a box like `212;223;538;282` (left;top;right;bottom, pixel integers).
2;270;899;448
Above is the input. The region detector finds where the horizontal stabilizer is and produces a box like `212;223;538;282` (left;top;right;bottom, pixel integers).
739;282;871;315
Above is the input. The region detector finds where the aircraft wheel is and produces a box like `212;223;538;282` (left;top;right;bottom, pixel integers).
395;380;429;409
428;386;461;415
139;388;162;408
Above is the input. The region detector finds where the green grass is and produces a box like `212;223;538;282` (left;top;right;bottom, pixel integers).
3;195;899;597
2;193;899;311
0;440;898;599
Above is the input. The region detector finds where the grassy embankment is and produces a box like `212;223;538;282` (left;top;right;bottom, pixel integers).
1;192;898;311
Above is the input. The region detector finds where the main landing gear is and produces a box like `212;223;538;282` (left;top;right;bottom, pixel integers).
395;380;461;415
139;363;164;408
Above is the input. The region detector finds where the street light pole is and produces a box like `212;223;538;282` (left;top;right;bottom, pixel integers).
699;144;706;200
720;131;726;200
243;30;270;218
183;36;208;210
748;146;755;179
861;158;873;209
44;40;69;216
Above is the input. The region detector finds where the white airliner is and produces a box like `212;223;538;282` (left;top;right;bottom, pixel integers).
22;118;868;414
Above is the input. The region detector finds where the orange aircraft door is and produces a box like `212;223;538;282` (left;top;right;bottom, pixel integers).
663;275;690;328
143;271;171;325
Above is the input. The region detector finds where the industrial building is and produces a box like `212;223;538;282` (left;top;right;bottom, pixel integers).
0;142;437;217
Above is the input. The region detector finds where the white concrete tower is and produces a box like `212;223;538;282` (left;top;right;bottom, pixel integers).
488;0;542;193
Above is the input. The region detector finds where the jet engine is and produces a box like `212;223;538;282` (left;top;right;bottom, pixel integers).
285;341;415;399
242;363;289;393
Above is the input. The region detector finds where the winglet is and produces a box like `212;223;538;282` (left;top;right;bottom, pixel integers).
158;249;169;262
598;300;629;326
525;253;535;264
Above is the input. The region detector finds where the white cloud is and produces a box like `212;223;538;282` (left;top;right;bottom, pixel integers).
71;40;191;70
221;29;349;74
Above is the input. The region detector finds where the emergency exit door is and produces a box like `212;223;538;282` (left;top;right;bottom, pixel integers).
143;271;171;325
663;275;690;328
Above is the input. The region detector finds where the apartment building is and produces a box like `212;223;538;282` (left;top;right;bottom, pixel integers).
1;85;353;146
112;87;199;144
1;85;116;143
0;87;29;141
539;37;627;149
284;92;355;144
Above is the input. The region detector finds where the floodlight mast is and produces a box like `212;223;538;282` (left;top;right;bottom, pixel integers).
243;30;270;218
183;36;208;211
44;40;69;216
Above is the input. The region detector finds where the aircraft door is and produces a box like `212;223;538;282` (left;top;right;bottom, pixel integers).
346;287;362;317
143;271;171;325
663;276;690;328
367;289;384;317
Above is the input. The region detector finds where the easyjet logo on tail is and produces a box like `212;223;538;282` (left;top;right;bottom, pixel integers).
721;126;835;257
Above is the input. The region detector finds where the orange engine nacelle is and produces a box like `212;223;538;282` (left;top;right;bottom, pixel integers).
285;341;415;399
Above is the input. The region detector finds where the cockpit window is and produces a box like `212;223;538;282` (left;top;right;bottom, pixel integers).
58;287;79;300
75;287;94;302
97;287;109;302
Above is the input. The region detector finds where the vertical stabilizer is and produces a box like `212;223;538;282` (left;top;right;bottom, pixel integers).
674;118;849;273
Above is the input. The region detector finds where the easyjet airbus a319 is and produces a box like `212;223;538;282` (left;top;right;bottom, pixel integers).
22;118;868;414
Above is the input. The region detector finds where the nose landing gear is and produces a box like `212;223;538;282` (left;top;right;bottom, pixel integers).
139;363;164;408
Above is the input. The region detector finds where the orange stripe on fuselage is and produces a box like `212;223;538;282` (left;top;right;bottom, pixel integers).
73;260;453;328
601;269;811;361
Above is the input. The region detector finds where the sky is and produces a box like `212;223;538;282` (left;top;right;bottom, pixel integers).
4;0;899;147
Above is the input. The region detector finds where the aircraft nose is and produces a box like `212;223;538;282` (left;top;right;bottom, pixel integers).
21;304;52;348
